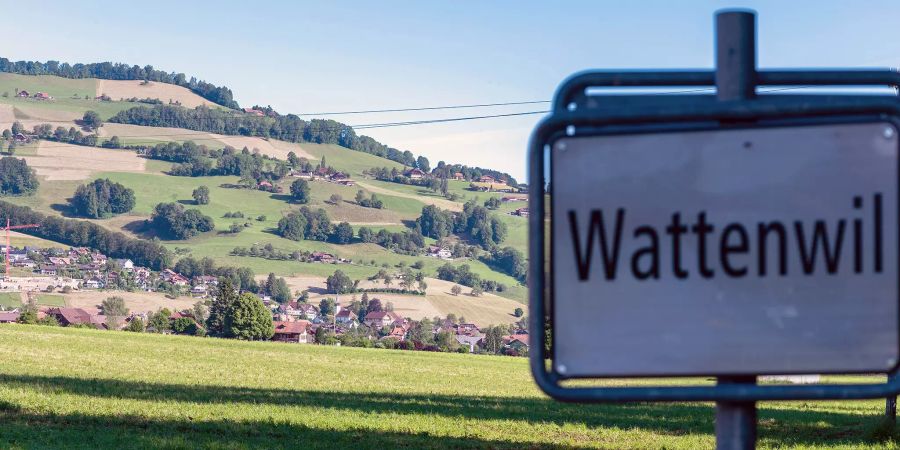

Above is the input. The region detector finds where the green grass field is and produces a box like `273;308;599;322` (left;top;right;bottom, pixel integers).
0;73;96;99
0;292;22;309
8;167;526;303
35;294;65;306
0;324;896;449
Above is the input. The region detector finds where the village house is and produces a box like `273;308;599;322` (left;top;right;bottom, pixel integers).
404;168;426;180
457;323;480;335
39;264;59;276
47;307;105;329
295;302;319;321
194;275;218;286
456;333;484;353
82;278;103;289
161;269;189;286
501;196;526;203
0;311;20;323
427;245;452;260
311;252;336;264
335;309;357;325
33;92;52;100
48;256;72;266
512;207;529;217
190;284;209;297
364;310;401;329
386;324;408;341
114;258;135;272
452;172;464;181
272;320;311;343
134;267;152;290
243;107;265;117
502;334;530;353
16;90;29;98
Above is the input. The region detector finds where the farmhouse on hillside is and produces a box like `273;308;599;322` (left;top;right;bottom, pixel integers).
427;245;452;260
404;168;426;180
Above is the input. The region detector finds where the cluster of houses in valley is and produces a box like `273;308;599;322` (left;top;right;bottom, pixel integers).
0;245;220;297
15;90;53;100
0;304;207;334
0;293;530;355
269;299;528;355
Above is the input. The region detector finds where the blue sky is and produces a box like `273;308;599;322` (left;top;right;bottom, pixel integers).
6;1;900;179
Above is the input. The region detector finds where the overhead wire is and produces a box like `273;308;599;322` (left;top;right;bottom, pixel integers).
11;84;853;150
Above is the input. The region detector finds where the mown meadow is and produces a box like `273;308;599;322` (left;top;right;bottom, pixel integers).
0;324;898;449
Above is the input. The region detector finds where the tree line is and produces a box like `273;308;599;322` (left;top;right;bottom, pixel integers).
107;104;518;184
0;200;171;269
173;256;259;293
0;156;39;195
416;201;507;250
0;58;239;108
436;263;509;294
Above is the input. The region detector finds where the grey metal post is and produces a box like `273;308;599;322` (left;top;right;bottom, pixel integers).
888;370;898;422
714;9;758;450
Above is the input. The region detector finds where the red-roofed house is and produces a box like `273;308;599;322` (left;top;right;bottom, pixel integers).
502;334;529;352
48;307;93;327
0;311;20;323
387;325;408;340
272;320;310;343
335;309;357;324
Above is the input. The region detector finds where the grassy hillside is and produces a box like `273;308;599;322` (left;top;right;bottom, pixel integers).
0;325;895;449
0;73;529;318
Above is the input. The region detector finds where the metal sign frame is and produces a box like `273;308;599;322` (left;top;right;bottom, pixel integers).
528;72;900;403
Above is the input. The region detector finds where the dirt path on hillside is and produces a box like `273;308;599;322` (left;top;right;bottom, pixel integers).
354;180;462;212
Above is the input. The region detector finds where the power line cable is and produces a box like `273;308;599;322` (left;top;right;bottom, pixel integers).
292;100;551;116
10;84;848;149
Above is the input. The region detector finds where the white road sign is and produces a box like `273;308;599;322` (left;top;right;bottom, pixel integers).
551;121;899;377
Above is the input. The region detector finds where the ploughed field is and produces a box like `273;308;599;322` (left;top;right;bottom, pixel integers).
0;324;896;449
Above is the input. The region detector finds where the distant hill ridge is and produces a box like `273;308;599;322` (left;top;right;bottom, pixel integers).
108;104;519;186
0;57;238;109
1;57;519;185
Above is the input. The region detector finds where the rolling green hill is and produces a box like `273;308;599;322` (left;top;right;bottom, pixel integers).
0;324;894;449
0;72;528;327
